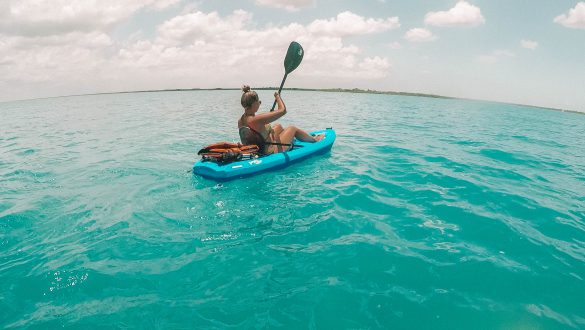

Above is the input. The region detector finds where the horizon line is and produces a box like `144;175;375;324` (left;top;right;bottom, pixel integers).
2;87;582;116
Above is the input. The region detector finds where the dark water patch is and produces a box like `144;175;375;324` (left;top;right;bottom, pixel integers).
15;148;37;156
476;164;533;183
479;148;572;174
4;169;52;179
0;201;14;214
534;174;551;183
0;211;41;232
511;135;568;149
480;148;536;166
449;139;486;147
422;155;474;175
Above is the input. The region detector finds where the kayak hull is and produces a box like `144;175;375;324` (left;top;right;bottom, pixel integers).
193;128;336;181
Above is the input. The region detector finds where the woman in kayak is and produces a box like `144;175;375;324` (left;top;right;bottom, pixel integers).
238;85;323;154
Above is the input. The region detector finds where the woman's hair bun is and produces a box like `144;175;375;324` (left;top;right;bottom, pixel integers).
242;85;251;93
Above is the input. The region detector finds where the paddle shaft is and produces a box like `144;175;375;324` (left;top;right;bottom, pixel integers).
270;73;288;112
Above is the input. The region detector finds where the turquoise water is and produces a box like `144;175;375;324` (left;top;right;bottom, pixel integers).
1;90;584;329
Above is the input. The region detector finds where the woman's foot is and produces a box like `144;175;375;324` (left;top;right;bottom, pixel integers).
312;134;325;142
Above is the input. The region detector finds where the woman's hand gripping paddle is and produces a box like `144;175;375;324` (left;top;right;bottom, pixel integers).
270;41;304;111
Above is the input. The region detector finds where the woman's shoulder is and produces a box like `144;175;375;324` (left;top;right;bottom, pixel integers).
239;114;255;128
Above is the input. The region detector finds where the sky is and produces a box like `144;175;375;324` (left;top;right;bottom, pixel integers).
1;0;584;112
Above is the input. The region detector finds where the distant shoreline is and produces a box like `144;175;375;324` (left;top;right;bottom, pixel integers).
82;87;453;100
6;87;583;115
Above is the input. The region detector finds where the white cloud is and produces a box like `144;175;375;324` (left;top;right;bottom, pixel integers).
121;10;396;83
358;57;392;77
425;1;485;28
0;32;112;85
0;0;178;37
520;39;538;50
156;10;254;46
554;2;585;29
255;0;314;12
308;11;400;37
123;10;394;79
477;49;515;64
150;0;181;10
404;28;437;43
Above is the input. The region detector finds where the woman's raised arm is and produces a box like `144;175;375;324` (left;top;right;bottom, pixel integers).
251;92;287;125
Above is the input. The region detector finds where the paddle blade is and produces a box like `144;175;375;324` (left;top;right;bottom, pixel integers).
284;41;304;74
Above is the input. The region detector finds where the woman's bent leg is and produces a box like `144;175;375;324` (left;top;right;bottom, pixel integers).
290;126;324;142
269;126;324;154
270;124;286;152
279;126;323;145
272;124;283;136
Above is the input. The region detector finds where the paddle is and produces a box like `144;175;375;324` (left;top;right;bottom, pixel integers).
270;41;304;111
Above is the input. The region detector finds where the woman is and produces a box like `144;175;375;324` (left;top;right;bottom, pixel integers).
238;85;324;154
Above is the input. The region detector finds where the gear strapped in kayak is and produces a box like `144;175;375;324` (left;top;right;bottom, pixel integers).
197;142;260;164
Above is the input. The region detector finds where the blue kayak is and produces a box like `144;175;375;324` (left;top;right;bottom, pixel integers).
193;128;336;181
